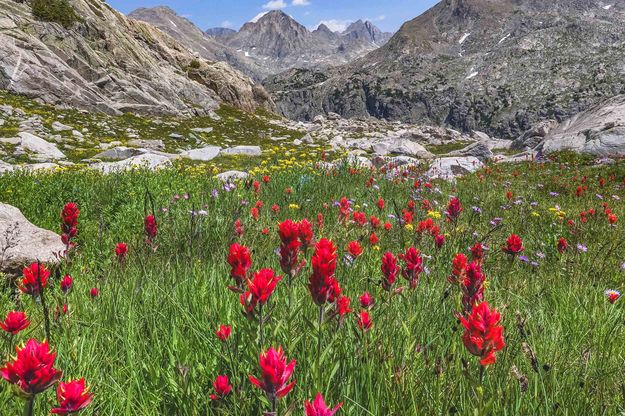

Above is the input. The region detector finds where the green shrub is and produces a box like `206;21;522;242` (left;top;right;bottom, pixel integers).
188;59;201;69
31;0;79;29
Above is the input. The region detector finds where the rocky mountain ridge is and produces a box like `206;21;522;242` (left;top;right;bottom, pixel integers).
131;8;393;80
0;0;273;116
265;0;625;139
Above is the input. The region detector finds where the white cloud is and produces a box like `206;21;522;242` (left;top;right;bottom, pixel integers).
221;20;233;28
373;15;385;21
250;11;269;22
292;0;311;5
316;19;353;32
262;0;287;9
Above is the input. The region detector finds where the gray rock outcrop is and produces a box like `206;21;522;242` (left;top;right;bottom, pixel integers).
0;203;66;275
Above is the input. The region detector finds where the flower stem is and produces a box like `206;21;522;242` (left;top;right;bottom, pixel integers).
316;304;324;386
258;304;264;349
23;395;35;416
36;261;51;343
271;395;277;416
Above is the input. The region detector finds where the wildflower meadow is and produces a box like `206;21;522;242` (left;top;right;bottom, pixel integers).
0;156;624;415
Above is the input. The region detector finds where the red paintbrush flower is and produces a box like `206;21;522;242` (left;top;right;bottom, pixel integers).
50;378;94;414
376;198;385;211
352;212;367;226
359;292;374;309
381;252;399;291
61;202;80;229
347;241;363;258
304;392;343;416
249;346;296;402
115;242;128;261
502;234;523;255
240;269;282;315
144;215;157;243
209;375;232;401
446;197;463;222
309;239;342;305
357;311;373;333
278;220;304;279
251;207;260;221
0;311;30;335
461;262;486;313
369;233;379;245
234;218;244;237
434;234;445;248
227;243;252;289
19;263;50;298
460;302;505;366
89;288;99;298
298;219;314;250
60;275;73;295
60;202;79;249
557;237;568;254
216;325;232;342
338;198;350;222
336;296;352;317
399;247;422;290
470;243;484;264
1;339;62;396
449;253;468;285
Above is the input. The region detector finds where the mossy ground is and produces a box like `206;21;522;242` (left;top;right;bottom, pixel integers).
0;91;330;171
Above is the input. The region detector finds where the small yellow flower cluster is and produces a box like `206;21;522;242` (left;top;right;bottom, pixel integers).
548;207;566;218
427;211;442;219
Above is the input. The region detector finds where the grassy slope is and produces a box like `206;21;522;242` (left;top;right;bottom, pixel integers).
0;156;624;415
0;91;321;173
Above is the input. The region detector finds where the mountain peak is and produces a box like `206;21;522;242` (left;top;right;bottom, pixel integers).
343;20;392;44
250;9;303;28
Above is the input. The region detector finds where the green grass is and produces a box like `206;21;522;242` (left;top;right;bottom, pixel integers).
0;159;624;415
425;141;473;155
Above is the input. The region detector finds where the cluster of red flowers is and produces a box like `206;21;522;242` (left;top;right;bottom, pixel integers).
278;220;306;280
227;243;252;290
460;302;506;366
0;311;29;335
309;239;341;305
115;242;128;261
399;247;423;290
144;214;158;247
240;269;282;316
1;339;92;414
446;197;463;223
448;231;506;367
19;262;50;298
60;202;79;251
502;234;523;255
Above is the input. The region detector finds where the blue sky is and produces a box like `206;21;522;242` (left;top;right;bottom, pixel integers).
105;0;439;33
